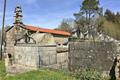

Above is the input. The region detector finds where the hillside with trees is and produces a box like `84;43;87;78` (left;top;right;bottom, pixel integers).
103;9;120;40
56;0;120;40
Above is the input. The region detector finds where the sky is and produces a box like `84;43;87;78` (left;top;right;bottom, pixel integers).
0;0;120;29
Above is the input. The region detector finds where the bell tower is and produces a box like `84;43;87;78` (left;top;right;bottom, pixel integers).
13;5;25;42
13;5;23;25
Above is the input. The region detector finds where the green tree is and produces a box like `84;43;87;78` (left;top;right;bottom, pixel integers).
81;0;100;24
96;16;104;33
55;19;74;33
115;12;120;24
104;9;116;22
104;9;120;24
74;0;102;39
74;0;102;24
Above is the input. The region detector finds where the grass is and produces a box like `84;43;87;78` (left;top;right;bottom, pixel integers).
0;60;6;80
0;61;74;80
0;60;110;80
4;70;74;80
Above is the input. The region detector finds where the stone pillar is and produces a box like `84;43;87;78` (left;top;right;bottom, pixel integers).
4;53;9;72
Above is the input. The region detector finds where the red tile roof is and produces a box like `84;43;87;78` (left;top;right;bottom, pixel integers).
25;25;71;36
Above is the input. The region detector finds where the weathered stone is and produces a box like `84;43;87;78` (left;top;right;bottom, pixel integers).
115;55;120;80
69;41;118;74
14;45;57;69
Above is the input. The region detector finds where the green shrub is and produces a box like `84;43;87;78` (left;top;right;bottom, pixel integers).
69;37;80;41
71;68;109;80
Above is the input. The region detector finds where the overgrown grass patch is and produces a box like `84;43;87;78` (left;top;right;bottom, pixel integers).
0;60;73;80
0;60;6;79
3;69;73;80
0;60;110;80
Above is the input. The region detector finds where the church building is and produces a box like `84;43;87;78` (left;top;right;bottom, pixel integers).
5;6;70;72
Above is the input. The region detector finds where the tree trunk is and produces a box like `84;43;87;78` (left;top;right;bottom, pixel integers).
88;11;91;25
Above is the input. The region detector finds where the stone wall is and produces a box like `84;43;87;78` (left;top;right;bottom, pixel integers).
6;27;15;55
53;35;68;44
14;46;38;68
14;44;57;69
69;41;118;74
57;52;68;69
